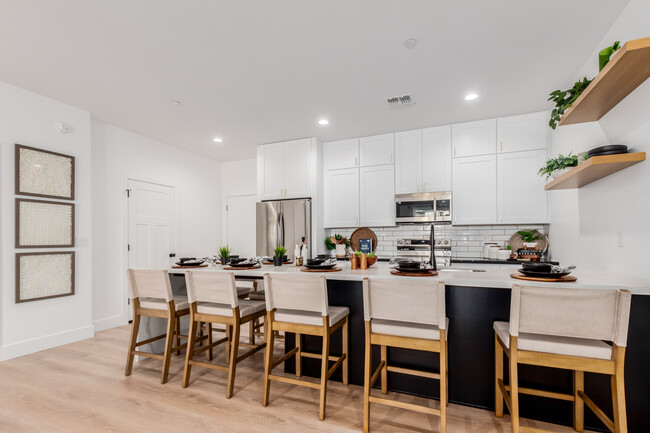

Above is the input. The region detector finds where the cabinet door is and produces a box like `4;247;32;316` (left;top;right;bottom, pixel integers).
323;139;359;170
324;168;359;228
497;149;549;224
360;165;395;227
284;138;313;199
359;133;394;166
452;119;496;158
497;111;548;153
422;125;452;192
452;155;497;225
394;130;422;194
257;142;285;201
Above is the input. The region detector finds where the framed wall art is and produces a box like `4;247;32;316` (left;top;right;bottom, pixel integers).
15;252;75;303
15;144;75;200
15;198;75;248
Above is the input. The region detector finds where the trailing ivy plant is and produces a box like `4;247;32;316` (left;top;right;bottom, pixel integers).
538;153;579;179
548;77;592;129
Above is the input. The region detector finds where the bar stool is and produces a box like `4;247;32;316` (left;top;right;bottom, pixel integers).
494;284;632;433
362;277;448;433
182;271;266;398
262;273;349;421
124;269;190;384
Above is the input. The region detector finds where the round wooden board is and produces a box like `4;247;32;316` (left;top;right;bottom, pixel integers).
508;232;549;253
510;273;577;282
350;227;378;252
390;269;439;277
171;264;208;269
263;261;294;265
223;265;262;270
300;267;342;273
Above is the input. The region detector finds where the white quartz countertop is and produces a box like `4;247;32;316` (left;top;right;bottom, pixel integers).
168;262;650;295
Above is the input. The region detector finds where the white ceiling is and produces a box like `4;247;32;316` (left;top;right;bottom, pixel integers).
0;1;629;161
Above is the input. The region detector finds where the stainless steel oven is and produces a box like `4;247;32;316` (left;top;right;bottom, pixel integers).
394;192;452;224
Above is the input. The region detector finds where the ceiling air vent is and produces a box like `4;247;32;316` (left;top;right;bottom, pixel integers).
386;94;415;109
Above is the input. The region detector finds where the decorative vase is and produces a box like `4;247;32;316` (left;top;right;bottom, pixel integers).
273;257;283;266
350;254;358;270
335;244;346;258
359;253;368;270
220;256;229;266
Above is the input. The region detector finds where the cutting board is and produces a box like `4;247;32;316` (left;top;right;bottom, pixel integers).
510;273;577;282
223;264;262;270
301;267;342;273
390;269;439;277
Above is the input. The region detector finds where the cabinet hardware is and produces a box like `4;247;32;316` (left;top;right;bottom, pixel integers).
423;182;427;191
285;188;288;196
390;153;393;162
354;157;357;166
280;189;283;197
454;147;456;156
500;141;503;151
417;182;421;192
500;214;503;222
355;217;358;225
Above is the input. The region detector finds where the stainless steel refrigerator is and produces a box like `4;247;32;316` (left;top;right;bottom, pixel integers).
256;199;311;261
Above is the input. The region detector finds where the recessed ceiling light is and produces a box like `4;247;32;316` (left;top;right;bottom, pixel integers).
212;137;223;143
464;93;479;101
318;119;329;125
404;38;417;49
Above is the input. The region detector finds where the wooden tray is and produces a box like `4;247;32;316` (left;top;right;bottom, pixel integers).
300;267;342;273
171;264;208;269
223;264;262;270
510;273;577;282
390;269;439;277
350;227;378;253
263;261;294;265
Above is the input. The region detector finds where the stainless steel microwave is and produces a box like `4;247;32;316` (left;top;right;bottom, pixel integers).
394;192;452;224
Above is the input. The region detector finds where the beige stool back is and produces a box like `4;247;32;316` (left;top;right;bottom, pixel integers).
363;278;446;328
185;271;238;307
263;273;328;315
509;284;631;346
127;269;173;301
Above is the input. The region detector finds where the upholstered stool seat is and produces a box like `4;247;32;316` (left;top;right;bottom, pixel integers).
140;296;190;311
197;300;265;317
372;317;449;341
275;306;349;327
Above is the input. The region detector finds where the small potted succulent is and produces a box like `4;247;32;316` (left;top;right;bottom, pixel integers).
218;246;230;265
273;246;287;266
325;234;350;258
517;230;542;250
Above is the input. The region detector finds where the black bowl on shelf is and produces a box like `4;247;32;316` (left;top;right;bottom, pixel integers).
521;262;552;273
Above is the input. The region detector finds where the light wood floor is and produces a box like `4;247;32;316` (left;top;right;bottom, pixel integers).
0;325;596;433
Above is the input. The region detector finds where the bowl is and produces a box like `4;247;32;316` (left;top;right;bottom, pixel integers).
306;258;325;266
521;262;552;273
398;260;421;269
229;257;247;265
366;256;378;267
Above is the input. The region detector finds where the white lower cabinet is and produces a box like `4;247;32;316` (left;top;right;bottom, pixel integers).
360;165;395;227
452;155;497;225
497;149;548;223
324;168;359;228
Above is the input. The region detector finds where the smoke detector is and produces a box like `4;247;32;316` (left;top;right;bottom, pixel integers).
386;94;415;109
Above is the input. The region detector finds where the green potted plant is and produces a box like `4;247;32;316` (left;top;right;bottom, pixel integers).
517;229;542;249
548;77;592;129
325;234;350;258
273;246;287;266
218;246;230;265
538;153;584;180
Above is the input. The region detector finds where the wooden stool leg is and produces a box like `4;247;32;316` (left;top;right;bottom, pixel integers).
262;312;275;407
363;322;371;433
226;323;241;399
161;309;176;384
124;311;140;376
611;345;627;433
445;340;449;407
509;338;520;433
495;333;504;417
296;333;302;377
225;325;231;360
175;316;181;356
573;370;584;432
380;345;388;394
182;315;198;388
207;323;213;361
342;317;349;386
439;330;447;433
319;324;331;421
249;319;255;345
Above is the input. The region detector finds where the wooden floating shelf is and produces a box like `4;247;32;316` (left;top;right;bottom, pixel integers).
545;152;646;190
558;37;650;126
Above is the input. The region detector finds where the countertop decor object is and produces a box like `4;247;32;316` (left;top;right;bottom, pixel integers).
171;263;208;269
508;231;548;254
300;266;342;273
390;269;439;277
350;227;377;253
510;272;577;283
325;234;350;257
223;264;261;270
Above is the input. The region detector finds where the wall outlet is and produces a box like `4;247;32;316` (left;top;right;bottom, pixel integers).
76;237;89;247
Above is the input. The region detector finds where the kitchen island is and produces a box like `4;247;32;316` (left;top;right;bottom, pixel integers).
167;263;650;432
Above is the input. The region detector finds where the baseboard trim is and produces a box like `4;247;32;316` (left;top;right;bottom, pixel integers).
0;325;95;362
93;314;128;332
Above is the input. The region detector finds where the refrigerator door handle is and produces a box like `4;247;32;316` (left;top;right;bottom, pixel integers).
280;211;285;248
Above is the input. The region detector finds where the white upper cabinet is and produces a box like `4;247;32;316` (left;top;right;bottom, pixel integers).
257;142;286;201
257;138;315;201
422;125;452;192
452;119;497;158
324;168;359;228
284;138;313;199
395;130;422;194
323;139;359;170
360;133;394;166
497;149;549;224
360;165;395;227
452;154;497;225
497;111;549;153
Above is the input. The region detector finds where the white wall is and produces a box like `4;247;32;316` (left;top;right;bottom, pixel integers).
0;81;93;361
548;0;650;277
221;158;257;252
91;120;222;331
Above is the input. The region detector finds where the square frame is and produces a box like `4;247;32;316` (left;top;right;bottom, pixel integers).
15;198;75;248
15;144;75;200
15;251;75;303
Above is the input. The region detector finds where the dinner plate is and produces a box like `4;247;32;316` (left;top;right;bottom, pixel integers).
517;268;571;278
228;261;258;268
175;261;205;267
304;263;337;270
587;144;627;156
394;266;434;273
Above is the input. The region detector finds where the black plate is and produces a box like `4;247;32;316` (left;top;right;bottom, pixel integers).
228;261;258;268
518;268;571;278
175;261;205;267
588;150;629;158
304;263;337;270
588;144;627;156
394;266;433;273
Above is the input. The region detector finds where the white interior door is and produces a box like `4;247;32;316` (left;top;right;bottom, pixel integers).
226;194;256;258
